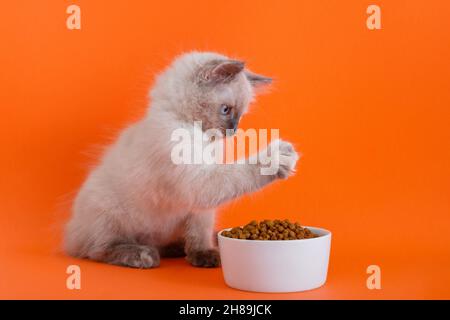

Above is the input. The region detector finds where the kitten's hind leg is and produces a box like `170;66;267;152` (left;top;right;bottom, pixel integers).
159;239;186;258
100;243;160;269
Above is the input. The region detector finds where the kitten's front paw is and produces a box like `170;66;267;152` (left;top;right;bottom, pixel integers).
274;140;299;179
186;248;221;268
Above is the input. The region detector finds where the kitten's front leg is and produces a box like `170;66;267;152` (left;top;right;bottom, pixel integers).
187;139;299;208
184;211;220;268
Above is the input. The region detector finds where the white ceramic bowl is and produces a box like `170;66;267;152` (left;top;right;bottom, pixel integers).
218;226;331;293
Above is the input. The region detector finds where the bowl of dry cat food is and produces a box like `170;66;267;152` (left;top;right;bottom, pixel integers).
218;219;331;293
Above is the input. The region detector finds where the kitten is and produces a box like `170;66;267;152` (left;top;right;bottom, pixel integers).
64;52;299;268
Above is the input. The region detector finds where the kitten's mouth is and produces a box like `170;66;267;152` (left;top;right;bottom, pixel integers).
204;127;238;139
224;128;237;137
225;118;239;136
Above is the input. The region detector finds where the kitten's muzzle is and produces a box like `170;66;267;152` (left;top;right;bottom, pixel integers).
226;117;239;134
229;117;239;132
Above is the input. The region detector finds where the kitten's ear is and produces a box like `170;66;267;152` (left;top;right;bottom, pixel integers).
245;71;273;88
199;60;245;84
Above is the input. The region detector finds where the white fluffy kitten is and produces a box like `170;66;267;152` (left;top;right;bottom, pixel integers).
64;52;299;268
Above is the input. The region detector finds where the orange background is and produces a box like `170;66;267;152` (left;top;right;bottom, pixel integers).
1;0;449;299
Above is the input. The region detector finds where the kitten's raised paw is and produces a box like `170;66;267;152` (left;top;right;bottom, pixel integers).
103;244;160;269
275;140;299;179
187;249;221;268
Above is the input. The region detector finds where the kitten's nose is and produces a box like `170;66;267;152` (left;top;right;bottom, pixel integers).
231;118;239;132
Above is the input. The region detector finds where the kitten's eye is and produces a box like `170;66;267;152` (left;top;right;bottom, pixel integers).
220;104;231;115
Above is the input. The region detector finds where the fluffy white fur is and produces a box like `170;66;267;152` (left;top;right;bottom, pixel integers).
64;52;298;268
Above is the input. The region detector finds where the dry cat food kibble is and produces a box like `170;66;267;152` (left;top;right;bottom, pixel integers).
221;219;319;240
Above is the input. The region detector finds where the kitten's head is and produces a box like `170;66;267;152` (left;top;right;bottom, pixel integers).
150;52;272;136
